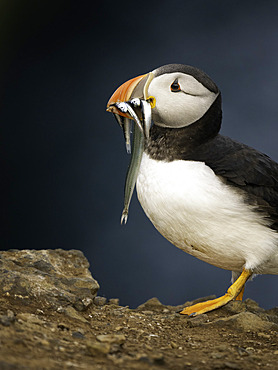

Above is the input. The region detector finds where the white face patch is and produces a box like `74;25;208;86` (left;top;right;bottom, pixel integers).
147;72;218;128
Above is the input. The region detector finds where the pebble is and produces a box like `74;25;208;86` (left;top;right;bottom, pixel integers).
57;323;70;331
72;331;85;339
141;311;154;315
0;310;15;326
257;332;271;339
115;326;123;331
152;353;164;365
39;339;50;346
216;344;229;352
64;307;88;323
224;362;240;370
17;313;44;326
96;334;126;345
211;352;224;359
82;297;93;308
86;341;110;356
245;347;255;354
170;341;178;349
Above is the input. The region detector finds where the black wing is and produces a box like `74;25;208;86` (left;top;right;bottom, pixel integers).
187;134;278;229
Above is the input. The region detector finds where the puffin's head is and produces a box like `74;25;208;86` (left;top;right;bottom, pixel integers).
107;64;221;223
107;63;220;140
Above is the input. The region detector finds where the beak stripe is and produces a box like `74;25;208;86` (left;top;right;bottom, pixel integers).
107;74;147;115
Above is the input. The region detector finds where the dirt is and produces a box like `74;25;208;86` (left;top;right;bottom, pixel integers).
0;250;278;369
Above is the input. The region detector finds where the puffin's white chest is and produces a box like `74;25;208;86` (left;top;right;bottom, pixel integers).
136;153;278;273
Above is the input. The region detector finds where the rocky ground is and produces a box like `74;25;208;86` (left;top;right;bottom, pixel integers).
0;250;277;369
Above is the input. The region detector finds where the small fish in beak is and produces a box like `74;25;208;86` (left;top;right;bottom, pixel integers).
115;100;144;134
106;72;155;223
121;121;144;224
113;113;132;154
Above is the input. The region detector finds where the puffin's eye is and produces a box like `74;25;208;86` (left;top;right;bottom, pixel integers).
170;79;181;92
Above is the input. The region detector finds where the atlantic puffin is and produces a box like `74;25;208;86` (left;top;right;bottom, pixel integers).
106;64;278;316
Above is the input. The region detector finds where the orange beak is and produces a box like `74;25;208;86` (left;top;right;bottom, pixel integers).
106;74;148;118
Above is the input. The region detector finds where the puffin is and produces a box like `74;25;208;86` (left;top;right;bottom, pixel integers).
106;63;278;316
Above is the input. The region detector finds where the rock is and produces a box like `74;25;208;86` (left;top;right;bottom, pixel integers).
187;314;209;327
0;310;15;326
108;298;120;305
93;296;107;306
0;249;99;310
211;311;274;332
86;341;111;356
244;298;264;310
151;353;165;365
72;330;85;339
63;306;88;323
0;361;29;370
136;297;164;311
17;313;45;325
222;300;246;314
257;332;271;339
211;352;225;359
96;334;126;345
0;247;278;369
224;362;241;369
170;341;178;349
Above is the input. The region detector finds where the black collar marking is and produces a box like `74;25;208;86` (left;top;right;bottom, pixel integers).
146;94;222;161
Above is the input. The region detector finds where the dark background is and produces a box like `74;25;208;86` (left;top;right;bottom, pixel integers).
2;0;278;308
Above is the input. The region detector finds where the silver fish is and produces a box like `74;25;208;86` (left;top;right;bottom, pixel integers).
113;113;132;154
125;103;144;133
120;100;152;224
121;122;144;224
123;117;132;154
140;99;152;139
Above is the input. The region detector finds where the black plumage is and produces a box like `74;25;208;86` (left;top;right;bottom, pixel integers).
146;94;278;230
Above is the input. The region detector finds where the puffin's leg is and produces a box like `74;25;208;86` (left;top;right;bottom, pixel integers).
180;268;252;316
235;285;245;301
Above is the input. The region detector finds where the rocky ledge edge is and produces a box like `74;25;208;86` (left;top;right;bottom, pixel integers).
0;249;277;370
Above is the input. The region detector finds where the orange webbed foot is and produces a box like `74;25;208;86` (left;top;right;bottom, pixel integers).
180;269;251;316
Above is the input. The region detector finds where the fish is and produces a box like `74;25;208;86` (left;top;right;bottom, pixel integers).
121;121;144;224
113;99;152;224
113;113;132;154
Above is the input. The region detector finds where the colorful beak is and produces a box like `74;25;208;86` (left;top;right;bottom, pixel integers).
106;72;154;224
106;74;148;116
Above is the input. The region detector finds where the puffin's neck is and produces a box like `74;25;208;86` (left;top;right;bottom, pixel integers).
145;94;222;161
